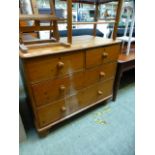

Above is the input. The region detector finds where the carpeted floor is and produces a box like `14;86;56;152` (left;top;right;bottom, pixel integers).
19;70;135;155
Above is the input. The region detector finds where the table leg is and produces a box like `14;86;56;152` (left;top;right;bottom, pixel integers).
113;63;123;101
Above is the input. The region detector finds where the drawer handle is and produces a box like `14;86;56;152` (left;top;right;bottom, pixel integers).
100;71;105;77
59;85;66;91
102;52;108;58
98;90;103;95
61;106;66;112
57;61;64;68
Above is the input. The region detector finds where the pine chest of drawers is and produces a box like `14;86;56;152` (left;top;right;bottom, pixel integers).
20;36;121;136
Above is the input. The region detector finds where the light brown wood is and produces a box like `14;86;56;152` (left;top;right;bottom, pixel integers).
100;71;105;76
93;4;99;36
19;14;58;21
102;44;121;63
23;38;56;44
49;0;60;41
24;40;70;48
19;0;123;136
86;44;121;68
61;106;67;112
24;51;84;83
36;94;112;133
20;26;54;33
70;79;114;109
30;0;40;38
59;85;66;91
25;42;69;49
84;62;117;87
31;71;84;106
31;61;116;106
37;79;114;128
20;0;39;40
67;0;72;44
98;90;103;95
118;51;135;63
57;61;65;69
20;34;121;136
19;0;61;44
20;58;40;126
113;0;123;40
19;36;121;58
19;0;123;53
37;99;65;127
31;62;116;107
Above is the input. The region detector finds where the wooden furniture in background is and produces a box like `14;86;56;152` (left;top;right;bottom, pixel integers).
113;1;135;101
113;43;135;101
19;0;68;46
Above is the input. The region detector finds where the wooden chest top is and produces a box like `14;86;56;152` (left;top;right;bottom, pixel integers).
19;35;121;58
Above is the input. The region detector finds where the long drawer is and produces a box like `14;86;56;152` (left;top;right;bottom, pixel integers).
32;62;116;106
32;71;84;106
24;51;84;83
37;79;114;127
86;44;120;68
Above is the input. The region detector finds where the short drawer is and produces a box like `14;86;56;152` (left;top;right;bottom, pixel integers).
80;79;114;108
102;44;121;64
24;51;84;83
86;44;121;68
31;71;84;106
66;79;114;109
84;62;117;87
37;79;114;127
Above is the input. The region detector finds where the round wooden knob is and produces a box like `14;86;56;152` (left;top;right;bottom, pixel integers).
59;85;66;91
100;71;105;77
61;106;66;112
57;61;64;68
98;90;103;95
102;52;108;58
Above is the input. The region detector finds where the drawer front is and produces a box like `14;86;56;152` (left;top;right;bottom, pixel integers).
80;79;114;108
32;71;84;106
32;63;116;106
37;95;83;127
86;48;103;68
25;51;84;83
102;44;121;64
66;79;114;109
84;62;117;87
37;79;114;127
86;44;120;68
